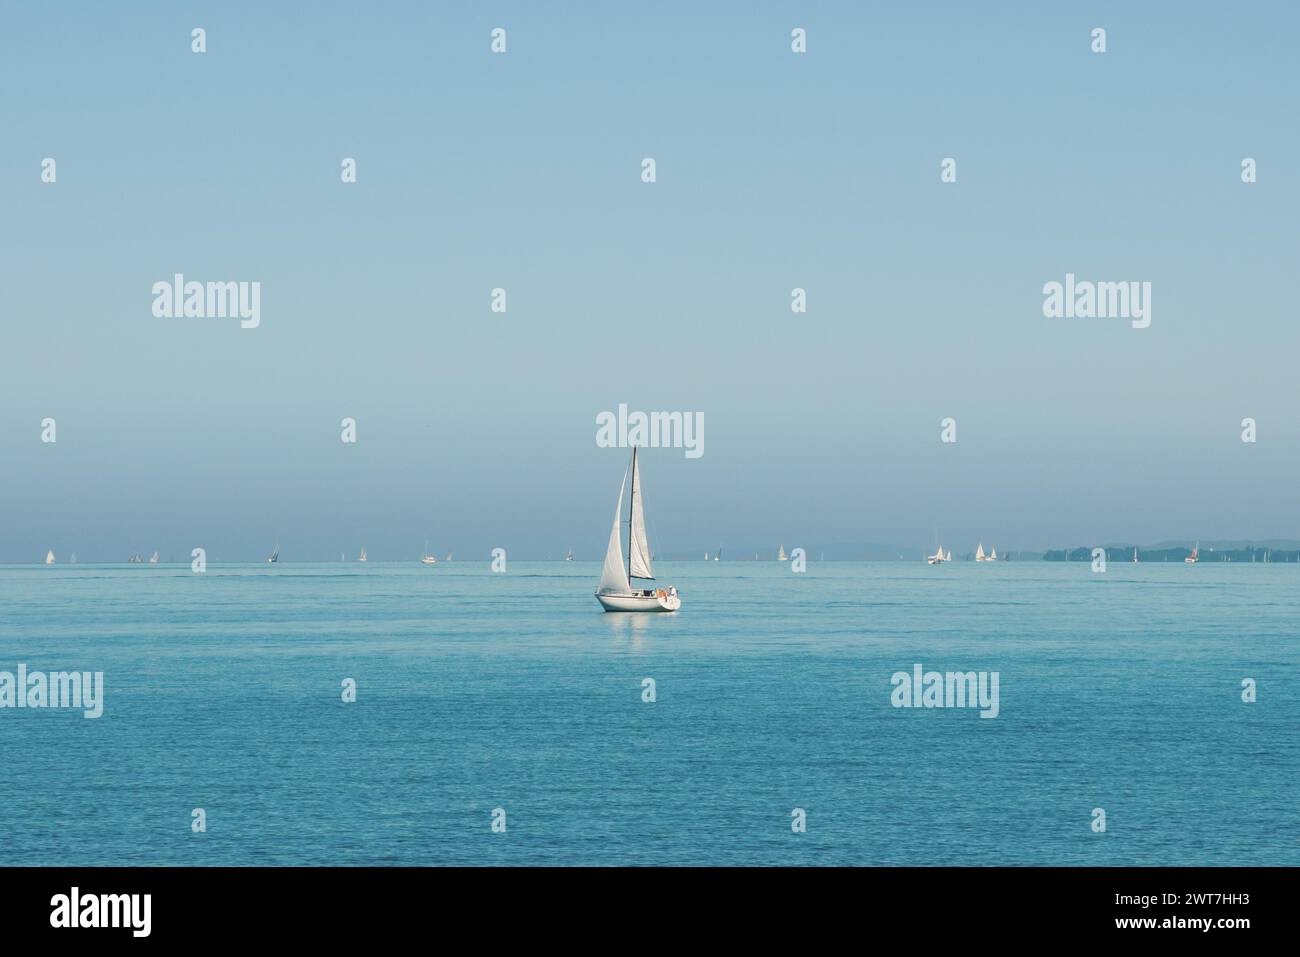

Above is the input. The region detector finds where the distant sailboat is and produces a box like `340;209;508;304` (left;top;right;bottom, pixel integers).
149;551;159;564
267;545;280;564
359;547;368;563
777;545;787;561
70;552;77;564
703;552;709;560
420;541;436;565
45;549;55;565
595;447;681;612
1185;543;1199;565
444;552;453;562
987;546;997;561
1133;547;1139;563
927;546;947;565
975;544;986;562
565;548;574;562
714;548;721;561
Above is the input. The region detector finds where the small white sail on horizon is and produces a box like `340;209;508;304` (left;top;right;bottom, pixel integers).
420;541;436;565
359;546;367;562
149;551;159;564
267;545;280;564
777;545;787;561
975;544;986;562
45;549;55;565
988;546;997;561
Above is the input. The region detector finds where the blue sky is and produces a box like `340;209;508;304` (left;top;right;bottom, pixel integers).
2;2;1298;560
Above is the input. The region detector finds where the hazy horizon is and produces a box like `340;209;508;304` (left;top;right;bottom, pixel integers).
21;537;1300;565
4;2;1298;563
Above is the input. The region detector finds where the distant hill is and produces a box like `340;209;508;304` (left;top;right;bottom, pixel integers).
1044;542;1300;563
662;539;1300;562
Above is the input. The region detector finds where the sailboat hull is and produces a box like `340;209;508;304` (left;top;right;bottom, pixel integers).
596;591;681;612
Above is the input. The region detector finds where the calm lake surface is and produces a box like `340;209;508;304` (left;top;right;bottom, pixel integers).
1;561;1295;865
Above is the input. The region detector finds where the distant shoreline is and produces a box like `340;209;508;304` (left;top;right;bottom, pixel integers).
12;546;1300;566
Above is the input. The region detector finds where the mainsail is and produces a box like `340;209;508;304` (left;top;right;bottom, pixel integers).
598;470;633;596
628;450;654;581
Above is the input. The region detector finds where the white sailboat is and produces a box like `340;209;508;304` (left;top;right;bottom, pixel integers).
565;548;574;562
1133;547;1138;563
45;549;55;565
267;545;280;564
149;551;159;564
595;448;681;612
987;546;997;561
444;552;453;562
975;544;986;562
713;548;721;561
1185;542;1199;565
359;546;368;563
420;541;436;565
777;545;787;561
927;546;946;565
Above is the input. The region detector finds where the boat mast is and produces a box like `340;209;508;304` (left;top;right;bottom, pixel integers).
627;446;636;585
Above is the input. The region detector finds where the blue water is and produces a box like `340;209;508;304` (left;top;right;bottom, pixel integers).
0;561;1295;866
